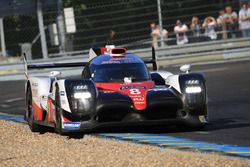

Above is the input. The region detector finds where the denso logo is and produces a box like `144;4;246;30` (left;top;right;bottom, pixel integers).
133;97;144;101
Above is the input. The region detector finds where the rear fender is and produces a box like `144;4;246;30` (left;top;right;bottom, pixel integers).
179;73;207;114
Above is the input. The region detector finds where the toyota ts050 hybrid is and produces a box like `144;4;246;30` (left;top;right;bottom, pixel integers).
24;46;208;134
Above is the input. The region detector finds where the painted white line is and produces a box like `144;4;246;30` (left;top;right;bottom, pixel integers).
5;97;23;103
195;131;211;134
193;57;250;66
196;67;228;73
172;56;250;67
0;104;10;108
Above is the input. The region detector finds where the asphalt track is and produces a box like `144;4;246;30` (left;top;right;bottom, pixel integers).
0;59;250;148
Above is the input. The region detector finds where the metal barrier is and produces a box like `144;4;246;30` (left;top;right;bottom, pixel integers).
130;37;250;66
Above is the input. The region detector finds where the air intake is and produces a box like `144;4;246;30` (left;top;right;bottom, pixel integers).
110;48;126;56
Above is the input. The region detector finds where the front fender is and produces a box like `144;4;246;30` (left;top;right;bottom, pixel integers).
64;79;97;116
179;73;207;115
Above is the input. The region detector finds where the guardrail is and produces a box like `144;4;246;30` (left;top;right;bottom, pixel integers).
130;37;250;66
0;37;250;69
49;50;88;57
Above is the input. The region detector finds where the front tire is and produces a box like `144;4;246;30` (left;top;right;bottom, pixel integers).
185;115;206;130
54;87;65;135
178;106;208;131
186;107;208;130
26;85;44;132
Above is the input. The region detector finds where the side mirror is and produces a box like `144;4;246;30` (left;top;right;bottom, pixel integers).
49;71;62;78
180;64;191;73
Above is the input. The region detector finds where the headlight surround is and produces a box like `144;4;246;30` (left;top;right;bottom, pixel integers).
71;85;92;112
65;80;97;115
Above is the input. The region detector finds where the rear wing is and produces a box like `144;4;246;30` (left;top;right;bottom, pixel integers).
143;47;157;71
23;54;87;79
26;62;87;69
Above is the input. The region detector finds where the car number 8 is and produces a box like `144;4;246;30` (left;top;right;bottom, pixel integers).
130;89;141;95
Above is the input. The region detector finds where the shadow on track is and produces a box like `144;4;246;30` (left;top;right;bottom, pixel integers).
205;118;250;131
23;117;250;140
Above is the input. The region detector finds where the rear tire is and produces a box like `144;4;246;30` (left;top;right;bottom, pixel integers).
26;85;44;132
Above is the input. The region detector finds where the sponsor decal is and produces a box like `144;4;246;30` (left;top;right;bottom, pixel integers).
120;86;146;90
111;57;131;61
151;88;169;91
133;97;145;101
32;83;38;87
32;89;38;97
60;91;65;96
101;60;121;64
102;90;115;93
64;122;81;130
101;58;134;64
61;100;66;105
134;102;144;104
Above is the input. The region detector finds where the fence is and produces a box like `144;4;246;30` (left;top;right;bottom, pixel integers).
0;0;247;59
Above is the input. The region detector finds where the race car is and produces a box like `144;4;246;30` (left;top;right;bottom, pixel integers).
24;45;208;134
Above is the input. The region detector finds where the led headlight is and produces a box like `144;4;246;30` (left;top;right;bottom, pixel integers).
185;86;202;93
185;80;202;94
71;84;92;112
73;92;91;99
185;80;200;85
73;85;91;99
65;80;97;115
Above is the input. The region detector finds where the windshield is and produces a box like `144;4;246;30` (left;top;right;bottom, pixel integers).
90;63;150;82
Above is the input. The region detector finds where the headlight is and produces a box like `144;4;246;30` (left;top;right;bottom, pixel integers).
71;85;92;113
185;86;202;94
185;80;200;85
65;80;97;115
185;80;202;94
73;85;91;99
74;92;91;99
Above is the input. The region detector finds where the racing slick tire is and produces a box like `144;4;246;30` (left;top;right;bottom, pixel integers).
54;86;65;135
25;85;44;132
